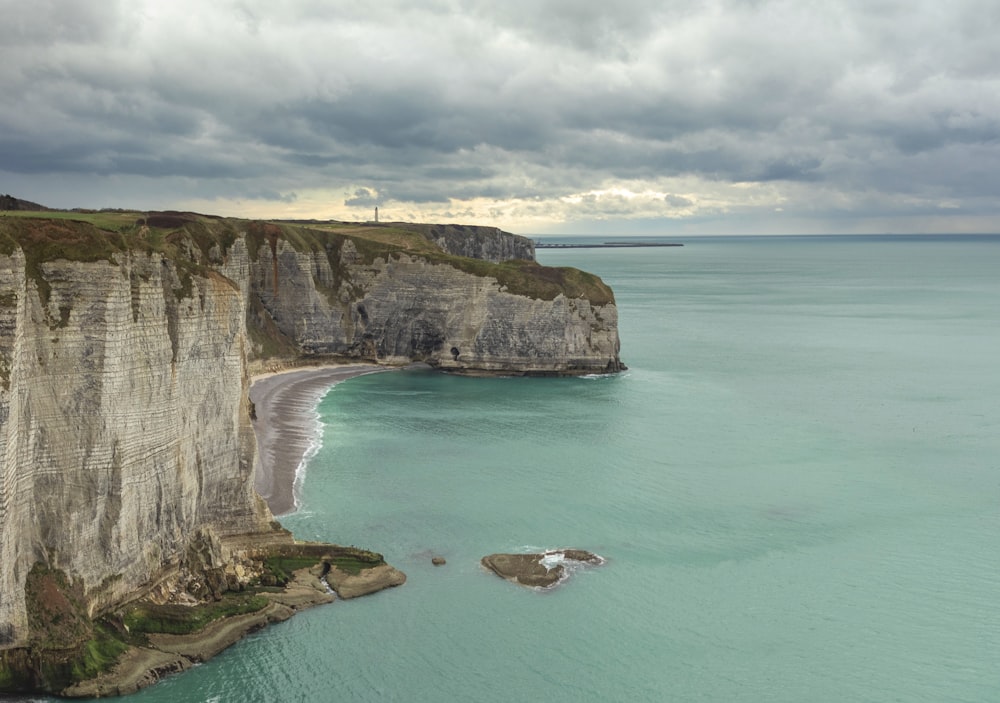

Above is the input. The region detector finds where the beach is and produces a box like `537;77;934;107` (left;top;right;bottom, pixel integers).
249;364;387;516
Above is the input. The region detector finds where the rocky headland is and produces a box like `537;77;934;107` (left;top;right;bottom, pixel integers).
0;209;623;696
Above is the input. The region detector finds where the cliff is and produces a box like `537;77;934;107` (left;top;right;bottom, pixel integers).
390;222;536;263
245;222;622;374
0;213;623;694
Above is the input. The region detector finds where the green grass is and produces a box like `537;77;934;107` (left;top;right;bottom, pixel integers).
0;213;221;305
436;254;615;305
0;218;129;304
262;549;384;582
0;209;142;231
318;223;442;255
327;555;379;575
263;556;323;585
69;624;129;683
263;545;386;581
123;593;270;635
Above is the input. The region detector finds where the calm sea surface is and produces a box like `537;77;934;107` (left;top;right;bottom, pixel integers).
46;236;1000;701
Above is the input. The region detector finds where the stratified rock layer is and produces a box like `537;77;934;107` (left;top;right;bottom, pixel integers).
0;248;270;649
247;237;623;375
0;215;621;694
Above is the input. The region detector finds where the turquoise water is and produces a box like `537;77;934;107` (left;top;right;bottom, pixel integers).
108;237;1000;700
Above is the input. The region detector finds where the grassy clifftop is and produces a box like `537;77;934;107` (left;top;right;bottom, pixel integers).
0;211;615;306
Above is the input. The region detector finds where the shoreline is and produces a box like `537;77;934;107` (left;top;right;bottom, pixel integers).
249;363;389;516
61;564;360;698
14;363;407;698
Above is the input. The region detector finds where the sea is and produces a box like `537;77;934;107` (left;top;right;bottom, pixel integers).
23;235;1000;702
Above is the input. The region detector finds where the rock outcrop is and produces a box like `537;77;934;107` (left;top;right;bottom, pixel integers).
0;214;622;694
481;550;605;589
325;563;407;599
394;223;536;263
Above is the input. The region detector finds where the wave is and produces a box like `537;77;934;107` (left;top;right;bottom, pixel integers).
508;546;607;590
288;386;338;513
581;371;631;380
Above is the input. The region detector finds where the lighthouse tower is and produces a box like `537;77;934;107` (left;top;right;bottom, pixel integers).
374;206;379;223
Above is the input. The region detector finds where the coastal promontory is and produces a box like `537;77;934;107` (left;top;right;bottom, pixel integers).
0;209;623;696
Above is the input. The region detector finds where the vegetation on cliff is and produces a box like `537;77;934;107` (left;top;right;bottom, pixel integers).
0;565;131;693
0;544;393;696
0;212;236;304
1;208;619;376
122;594;271;636
0;210;615;308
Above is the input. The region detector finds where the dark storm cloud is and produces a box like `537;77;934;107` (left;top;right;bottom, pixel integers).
753;159;823;183
0;0;124;46
1;0;999;231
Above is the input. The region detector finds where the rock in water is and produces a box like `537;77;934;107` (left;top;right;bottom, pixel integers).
325;563;407;599
480;550;604;589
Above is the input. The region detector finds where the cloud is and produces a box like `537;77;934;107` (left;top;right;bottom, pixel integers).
1;0;999;233
344;187;380;207
0;0;124;47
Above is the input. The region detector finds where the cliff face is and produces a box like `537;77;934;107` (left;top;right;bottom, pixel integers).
0;237;271;651
249;236;622;374
391;223;536;263
0;216;622;660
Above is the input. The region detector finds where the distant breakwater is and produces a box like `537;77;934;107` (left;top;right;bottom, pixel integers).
534;242;683;249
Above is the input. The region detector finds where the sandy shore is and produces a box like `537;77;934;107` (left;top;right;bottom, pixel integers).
250;364;387;516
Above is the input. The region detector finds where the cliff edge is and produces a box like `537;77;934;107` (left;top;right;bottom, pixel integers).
241;219;622;375
0;212;623;695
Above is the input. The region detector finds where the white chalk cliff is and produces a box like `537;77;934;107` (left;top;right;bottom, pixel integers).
0;246;270;649
248;233;622;374
0;216;623;677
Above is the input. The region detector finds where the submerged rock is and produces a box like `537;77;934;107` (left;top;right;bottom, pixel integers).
480;550;604;589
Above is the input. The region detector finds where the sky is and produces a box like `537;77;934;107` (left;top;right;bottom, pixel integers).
2;1;999;236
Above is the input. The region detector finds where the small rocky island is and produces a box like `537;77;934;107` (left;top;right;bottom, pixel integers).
481;550;605;589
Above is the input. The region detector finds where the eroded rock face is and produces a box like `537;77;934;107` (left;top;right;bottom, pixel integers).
248;241;623;375
481;550;605;589
0;250;272;647
417;223;535;263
